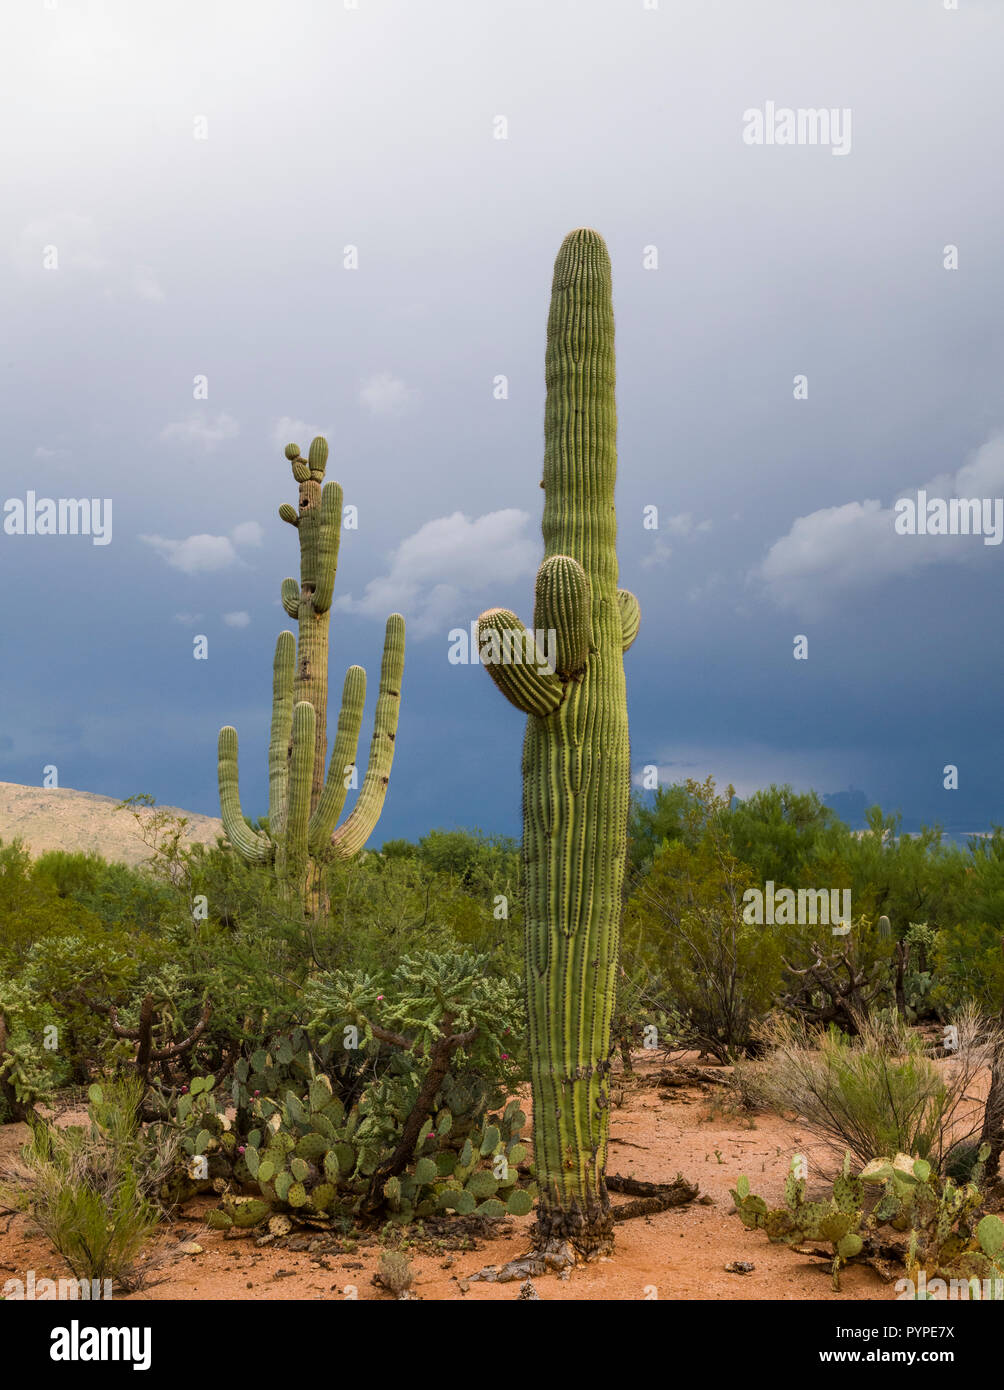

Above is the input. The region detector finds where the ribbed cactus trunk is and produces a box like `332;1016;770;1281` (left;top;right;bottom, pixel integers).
218;436;405;918
289;465;331;811
479;230;640;1257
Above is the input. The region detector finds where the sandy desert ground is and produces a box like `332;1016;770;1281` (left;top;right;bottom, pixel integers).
0;1051;910;1303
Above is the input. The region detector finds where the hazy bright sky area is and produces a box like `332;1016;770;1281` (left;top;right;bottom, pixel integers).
1;0;1002;842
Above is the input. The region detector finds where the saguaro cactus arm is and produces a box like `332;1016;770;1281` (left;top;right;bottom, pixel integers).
534;554;592;675
617;589;641;652
218;727;273;864
311;481;342;614
280;700;316;888
308;664;366;853
280;578;299;618
330;612;406;860
267;630;295;838
476;609;564;716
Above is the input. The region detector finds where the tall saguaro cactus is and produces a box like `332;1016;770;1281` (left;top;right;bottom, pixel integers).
218;437;405;914
478;230;640;1258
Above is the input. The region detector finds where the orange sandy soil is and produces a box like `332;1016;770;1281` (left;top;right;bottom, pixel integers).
0;1052;901;1302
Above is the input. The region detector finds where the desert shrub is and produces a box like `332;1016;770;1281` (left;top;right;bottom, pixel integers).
609;964;679;1069
804;809;968;934
0;839;99;970
627;784;698;877
0;1079;174;1287
729;1056;769;1113
754;1009;998;1171
32;850;176;936
623;778;784;1060
778;914;897;1033
321;843;523;975
933;919;1004;1018
20;928;164;1086
725;785;839;888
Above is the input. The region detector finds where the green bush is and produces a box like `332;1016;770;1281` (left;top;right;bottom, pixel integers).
623;779;784;1060
0;1080;173;1287
754;1009;996;1170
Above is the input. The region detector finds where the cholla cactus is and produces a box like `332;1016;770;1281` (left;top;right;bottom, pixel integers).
477;230;640;1259
217;437;405;913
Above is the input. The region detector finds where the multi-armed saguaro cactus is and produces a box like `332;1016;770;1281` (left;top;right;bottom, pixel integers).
218;437;405;914
477;230;640;1259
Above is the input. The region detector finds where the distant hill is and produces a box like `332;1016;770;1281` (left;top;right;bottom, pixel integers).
0;781;222;868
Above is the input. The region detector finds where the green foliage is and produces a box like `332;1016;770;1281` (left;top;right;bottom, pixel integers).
754;1011;991;1170
721;786;839;889
628;787;972;946
159;952;532;1230
305;949;523;1087
733;1147;1004;1295
624;778;784;1059
321;845;522;974
32;848;175;935
0;1080;173;1286
0;838;97;970
627;785;697;876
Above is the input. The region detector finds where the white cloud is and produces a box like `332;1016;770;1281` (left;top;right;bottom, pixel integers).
143;534;238;574
752;433;1004;612
34;445;69;460
660;512;713;537
159;412;239;451
223;611;251;628
173;613;203;625
641;540;672;569
143;520;261;575
271;416;328;452
334;508;537;637
359;372;420;417
230;521;263;548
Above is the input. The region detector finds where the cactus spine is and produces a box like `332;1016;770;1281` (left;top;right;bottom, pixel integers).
478;230;639;1257
218;437;405;913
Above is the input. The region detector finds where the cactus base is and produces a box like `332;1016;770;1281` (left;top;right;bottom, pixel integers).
533;1193;615;1261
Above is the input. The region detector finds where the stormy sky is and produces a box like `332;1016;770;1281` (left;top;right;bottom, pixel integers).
2;0;1002;845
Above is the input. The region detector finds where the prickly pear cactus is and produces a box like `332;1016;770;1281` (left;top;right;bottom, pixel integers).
164;1033;535;1234
733;1145;1004;1293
